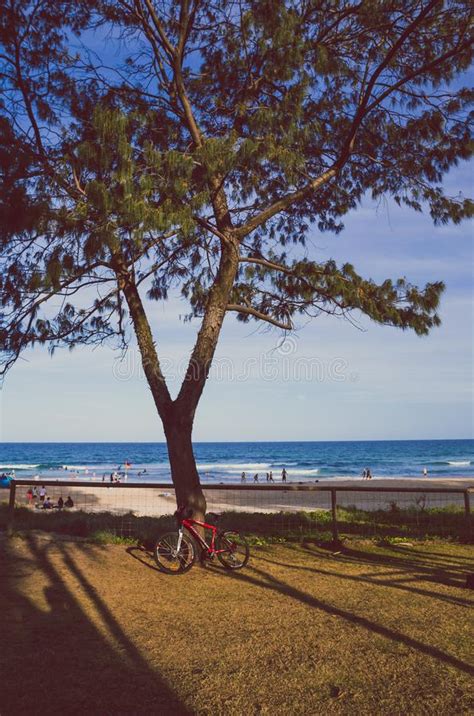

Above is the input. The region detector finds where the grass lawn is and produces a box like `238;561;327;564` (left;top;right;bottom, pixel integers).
0;533;473;715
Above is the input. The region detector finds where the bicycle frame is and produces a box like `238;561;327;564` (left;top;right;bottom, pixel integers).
178;517;228;556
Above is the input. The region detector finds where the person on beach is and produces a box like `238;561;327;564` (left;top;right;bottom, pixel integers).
39;485;46;502
241;472;246;483
43;496;52;509
26;488;33;505
366;468;372;480
282;468;287;482
65;496;74;508
362;468;367;479
423;467;428;477
57;496;64;509
32;486;38;500
254;473;259;483
269;471;274;482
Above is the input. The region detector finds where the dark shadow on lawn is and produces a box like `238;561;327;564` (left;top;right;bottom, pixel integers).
333;544;472;585
126;544;161;572
386;543;474;566
219;557;474;677
372;543;472;564
0;535;192;715
259;546;472;607
299;540;473;576
255;546;473;608
121;540;473;675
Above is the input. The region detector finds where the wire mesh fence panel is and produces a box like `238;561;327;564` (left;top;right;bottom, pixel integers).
12;482;180;516
335;489;471;541
8;482;178;541
203;486;333;539
4;481;472;542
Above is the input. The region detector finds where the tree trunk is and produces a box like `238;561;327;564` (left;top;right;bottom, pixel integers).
119;265;209;520
117;244;237;523
163;408;206;521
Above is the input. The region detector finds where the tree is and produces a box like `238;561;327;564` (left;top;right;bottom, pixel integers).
1;0;472;516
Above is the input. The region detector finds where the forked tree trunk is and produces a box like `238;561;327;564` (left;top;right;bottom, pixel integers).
118;263;208;517
118;233;238;523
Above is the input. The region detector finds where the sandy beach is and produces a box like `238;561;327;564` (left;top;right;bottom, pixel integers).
9;477;473;517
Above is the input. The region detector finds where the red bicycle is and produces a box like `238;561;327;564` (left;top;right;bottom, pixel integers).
154;507;250;574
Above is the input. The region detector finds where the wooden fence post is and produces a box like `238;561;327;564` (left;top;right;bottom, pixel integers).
7;480;16;536
464;490;472;540
331;489;339;544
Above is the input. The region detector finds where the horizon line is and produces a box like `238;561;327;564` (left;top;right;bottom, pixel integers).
1;437;473;445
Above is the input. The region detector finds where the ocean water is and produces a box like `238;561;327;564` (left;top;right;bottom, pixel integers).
0;440;473;482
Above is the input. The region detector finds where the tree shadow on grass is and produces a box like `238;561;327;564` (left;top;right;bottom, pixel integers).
122;539;473;676
217;554;474;677
328;543;473;587
0;535;192;715
254;544;472;607
254;544;474;608
125;545;161;572
343;545;474;586
384;543;474;565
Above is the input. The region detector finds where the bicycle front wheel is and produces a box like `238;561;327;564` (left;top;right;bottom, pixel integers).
217;531;250;570
154;532;196;574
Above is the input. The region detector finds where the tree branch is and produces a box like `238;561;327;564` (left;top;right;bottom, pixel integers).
337;0;443;165
116;259;173;416
364;38;474;117
239;256;294;275
141;0;177;61
235;167;337;239
234;0;457;241
226;303;292;330
176;237;240;411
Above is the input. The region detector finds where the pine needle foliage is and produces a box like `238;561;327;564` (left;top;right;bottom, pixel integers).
0;0;472;372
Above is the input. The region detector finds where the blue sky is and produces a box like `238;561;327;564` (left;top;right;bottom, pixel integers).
2;161;472;443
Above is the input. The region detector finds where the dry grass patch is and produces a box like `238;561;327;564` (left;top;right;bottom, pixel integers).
0;534;473;715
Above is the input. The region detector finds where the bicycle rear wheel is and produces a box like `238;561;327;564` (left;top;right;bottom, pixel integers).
217;530;250;570
154;532;196;574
